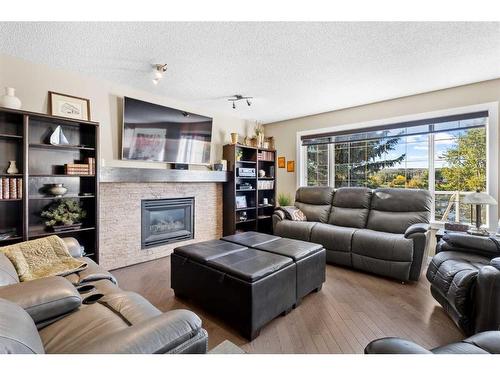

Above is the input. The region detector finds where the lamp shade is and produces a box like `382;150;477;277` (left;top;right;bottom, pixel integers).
463;191;497;205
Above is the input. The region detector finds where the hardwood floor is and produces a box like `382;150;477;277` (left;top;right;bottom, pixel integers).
111;256;464;353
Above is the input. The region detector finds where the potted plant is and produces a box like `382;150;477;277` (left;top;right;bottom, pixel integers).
236;149;244;161
41;199;87;232
278;193;292;207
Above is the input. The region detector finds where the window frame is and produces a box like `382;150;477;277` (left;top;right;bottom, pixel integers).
296;102;499;229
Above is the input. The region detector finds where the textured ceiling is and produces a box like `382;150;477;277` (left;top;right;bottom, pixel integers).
1;22;499;123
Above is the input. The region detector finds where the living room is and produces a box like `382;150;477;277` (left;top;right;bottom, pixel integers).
1;1;500;373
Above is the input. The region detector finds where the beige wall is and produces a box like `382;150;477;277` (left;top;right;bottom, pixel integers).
0;54;252;167
264;79;500;202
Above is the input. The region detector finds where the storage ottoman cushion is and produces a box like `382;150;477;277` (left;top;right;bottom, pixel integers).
254;237;323;261
222;232;280;247
206;249;293;282
173;240;247;263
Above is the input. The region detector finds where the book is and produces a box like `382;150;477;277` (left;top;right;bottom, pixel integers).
9;178;17;199
2;178;9;199
16;178;22;199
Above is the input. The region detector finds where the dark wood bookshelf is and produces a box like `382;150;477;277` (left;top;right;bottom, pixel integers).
223;143;276;236
0;107;99;263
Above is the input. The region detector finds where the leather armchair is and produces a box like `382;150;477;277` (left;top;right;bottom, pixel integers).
427;233;500;334
365;331;500;354
0;236;209;354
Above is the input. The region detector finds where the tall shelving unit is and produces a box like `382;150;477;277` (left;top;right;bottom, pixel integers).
0;107;99;262
223;143;276;236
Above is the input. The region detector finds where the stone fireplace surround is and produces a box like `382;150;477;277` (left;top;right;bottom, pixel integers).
99;181;223;270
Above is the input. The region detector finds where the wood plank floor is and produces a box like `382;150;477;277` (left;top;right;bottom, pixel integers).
111;256;464;353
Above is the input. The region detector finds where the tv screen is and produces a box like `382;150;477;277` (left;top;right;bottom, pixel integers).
122;97;213;165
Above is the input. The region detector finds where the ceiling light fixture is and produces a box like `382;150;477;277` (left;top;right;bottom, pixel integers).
152;63;168;85
228;95;253;110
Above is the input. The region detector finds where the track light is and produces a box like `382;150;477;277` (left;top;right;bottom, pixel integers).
152;64;167;85
228;94;253;110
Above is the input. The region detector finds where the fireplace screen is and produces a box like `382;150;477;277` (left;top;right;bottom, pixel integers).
141;197;194;249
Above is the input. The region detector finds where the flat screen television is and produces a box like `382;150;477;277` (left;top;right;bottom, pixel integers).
122;97;213;165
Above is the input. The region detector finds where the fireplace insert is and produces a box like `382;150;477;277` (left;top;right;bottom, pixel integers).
141;197;194;249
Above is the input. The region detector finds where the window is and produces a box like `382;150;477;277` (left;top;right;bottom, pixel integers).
301;112;489;224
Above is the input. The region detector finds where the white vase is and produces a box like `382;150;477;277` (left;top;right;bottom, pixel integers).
7;161;18;174
0;87;22;110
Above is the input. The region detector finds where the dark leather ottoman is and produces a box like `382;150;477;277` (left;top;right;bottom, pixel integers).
222;231;326;304
171;240;296;340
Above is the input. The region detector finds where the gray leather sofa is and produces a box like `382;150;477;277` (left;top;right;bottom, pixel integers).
273;187;432;281
426;232;500;335
365;331;500;354
0;237;208;354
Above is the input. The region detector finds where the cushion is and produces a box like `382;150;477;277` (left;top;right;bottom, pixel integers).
222;231;280;247
276;206;307;221
351;229;414;280
273;220;318;241
366;188;431;234
294;187;334;223
206;249;293;282
310;223;356;254
328;187;372;228
173;240;247;263
254;237;323;261
40;291;162;353
352;229;414;262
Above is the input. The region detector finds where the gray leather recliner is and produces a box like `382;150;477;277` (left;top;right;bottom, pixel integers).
0;237;208;354
426;232;500;335
273;187;432;281
365;331;500;354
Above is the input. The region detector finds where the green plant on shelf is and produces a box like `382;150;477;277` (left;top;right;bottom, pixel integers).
41;198;86;228
277;193;292;207
236;149;244;161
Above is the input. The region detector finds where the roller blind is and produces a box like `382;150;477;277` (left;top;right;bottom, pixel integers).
301;111;488;146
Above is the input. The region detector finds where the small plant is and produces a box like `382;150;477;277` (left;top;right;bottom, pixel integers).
278;193;292;207
236;149;244;161
41;199;87;228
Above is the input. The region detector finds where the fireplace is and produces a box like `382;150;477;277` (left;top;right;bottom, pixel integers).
141;197;194;249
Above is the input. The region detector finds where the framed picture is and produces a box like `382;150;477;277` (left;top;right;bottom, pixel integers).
48;91;91;121
235;195;248;209
287;160;295;172
278;156;286;168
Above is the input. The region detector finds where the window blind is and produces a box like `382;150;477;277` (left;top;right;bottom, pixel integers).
301;111;488;146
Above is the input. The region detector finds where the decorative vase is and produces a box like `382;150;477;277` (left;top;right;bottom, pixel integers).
259;169;266;178
6;161;18;174
230;133;239;144
0;87;22;110
256;133;264;148
47;183;68;197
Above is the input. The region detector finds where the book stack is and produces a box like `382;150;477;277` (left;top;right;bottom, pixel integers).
257;180;274;190
65;158;95;175
257;151;275;161
0;177;23;200
65;163;90;175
